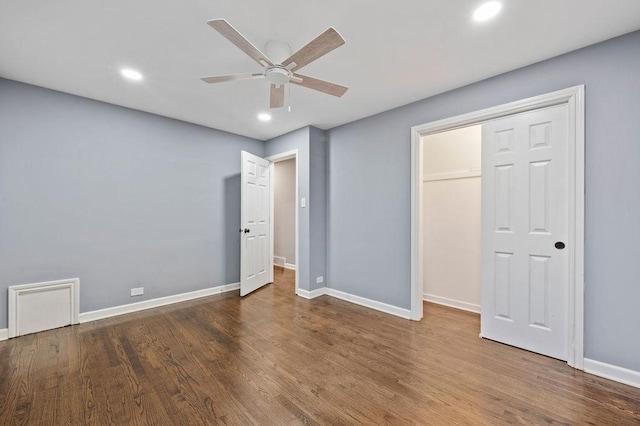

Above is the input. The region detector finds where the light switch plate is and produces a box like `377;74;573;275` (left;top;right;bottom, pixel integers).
301;197;306;208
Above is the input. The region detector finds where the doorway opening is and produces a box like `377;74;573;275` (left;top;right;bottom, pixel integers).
267;150;299;295
273;157;297;290
422;125;482;315
411;86;585;369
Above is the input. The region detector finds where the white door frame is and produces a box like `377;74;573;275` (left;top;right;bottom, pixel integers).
266;149;300;295
410;85;585;369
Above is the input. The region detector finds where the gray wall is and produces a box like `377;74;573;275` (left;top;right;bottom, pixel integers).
0;78;263;328
326;30;640;371
273;158;296;265
309;127;327;291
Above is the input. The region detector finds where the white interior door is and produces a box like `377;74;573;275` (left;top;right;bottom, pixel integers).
481;104;569;360
241;151;271;296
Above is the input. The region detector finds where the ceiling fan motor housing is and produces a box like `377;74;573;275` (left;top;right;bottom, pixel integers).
265;67;290;85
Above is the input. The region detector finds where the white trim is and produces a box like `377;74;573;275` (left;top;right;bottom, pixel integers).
325;288;411;319
410;85;585;369
410;126;423;321
79;282;239;323
584;359;640;389
568;87;586;370
0;329;8;341
8;278;80;338
423;293;481;314
266;150;297;163
266;149;299;296
273;259;296;271
423;168;481;182
296;287;327;299
297;286;412;319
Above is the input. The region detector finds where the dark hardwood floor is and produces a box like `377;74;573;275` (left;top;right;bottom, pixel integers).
1;267;639;425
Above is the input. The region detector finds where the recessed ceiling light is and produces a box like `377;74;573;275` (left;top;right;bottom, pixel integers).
257;113;272;122
473;1;502;22
120;68;143;81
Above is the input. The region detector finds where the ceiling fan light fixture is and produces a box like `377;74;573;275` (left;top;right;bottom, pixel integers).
264;67;291;85
473;1;502;22
257;113;272;122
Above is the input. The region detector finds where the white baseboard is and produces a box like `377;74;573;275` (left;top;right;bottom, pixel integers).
296;286;411;320
584;358;640;389
284;263;297;271
0;328;8;341
423;293;481;314
325;288;411;320
79;282;240;324
296;287;327;299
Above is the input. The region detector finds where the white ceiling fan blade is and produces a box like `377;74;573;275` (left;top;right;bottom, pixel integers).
291;74;348;97
207;19;273;67
201;73;264;84
270;84;285;108
282;28;345;72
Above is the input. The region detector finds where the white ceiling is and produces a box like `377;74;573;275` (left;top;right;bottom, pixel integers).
1;1;639;141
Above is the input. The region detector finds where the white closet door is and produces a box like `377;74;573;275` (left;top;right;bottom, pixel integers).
481;104;569;360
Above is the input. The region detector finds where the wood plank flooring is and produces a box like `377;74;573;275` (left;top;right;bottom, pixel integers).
1;267;639;425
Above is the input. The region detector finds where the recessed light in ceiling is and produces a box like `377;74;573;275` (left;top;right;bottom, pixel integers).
257;113;272;122
473;1;502;22
120;68;143;81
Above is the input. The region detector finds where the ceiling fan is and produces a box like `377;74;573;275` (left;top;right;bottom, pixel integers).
201;19;348;109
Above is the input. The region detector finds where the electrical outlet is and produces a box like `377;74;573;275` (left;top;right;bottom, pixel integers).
130;287;144;296
316;276;324;284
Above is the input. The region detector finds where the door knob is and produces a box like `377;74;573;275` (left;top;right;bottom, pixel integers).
239;228;250;233
555;241;565;250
